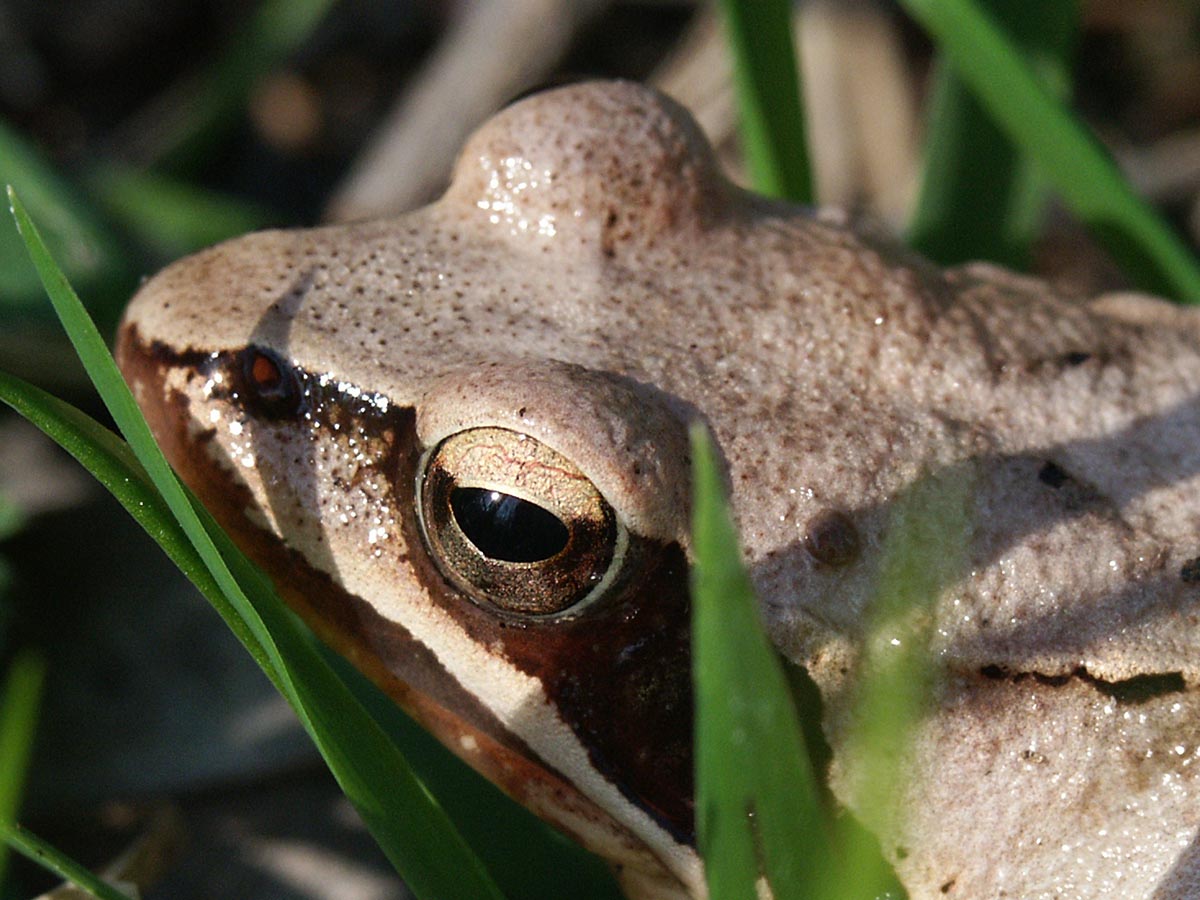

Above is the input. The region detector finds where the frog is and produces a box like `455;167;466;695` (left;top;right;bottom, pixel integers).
114;80;1200;900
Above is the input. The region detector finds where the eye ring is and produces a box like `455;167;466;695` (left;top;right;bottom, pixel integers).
416;427;625;617
238;345;304;417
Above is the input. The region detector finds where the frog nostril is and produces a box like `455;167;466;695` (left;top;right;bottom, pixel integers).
239;345;304;417
449;487;569;562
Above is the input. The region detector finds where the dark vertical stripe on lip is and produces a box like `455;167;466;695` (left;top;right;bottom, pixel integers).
541;539;695;843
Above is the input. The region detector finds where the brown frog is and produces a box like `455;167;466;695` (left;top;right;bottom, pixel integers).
115;81;1200;899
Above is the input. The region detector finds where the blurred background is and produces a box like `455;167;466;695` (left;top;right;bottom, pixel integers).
1;1;1199;897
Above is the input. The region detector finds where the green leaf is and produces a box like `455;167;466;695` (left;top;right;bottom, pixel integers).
4;186;506;900
690;424;833;900
715;0;812;203
898;0;1200;302
908;0;1079;268
0;824;133;900
0;649;45;885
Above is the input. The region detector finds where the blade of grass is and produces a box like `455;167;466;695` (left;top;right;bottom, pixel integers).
5;186;506;900
690;424;833;900
0;649;45;885
0;824;132;900
715;0;811;203
834;470;970;899
85;165;276;259
0;120;129;325
907;0;1078;268
0;491;22;543
897;0;1200;302
0;369;257;665
5;185;264;654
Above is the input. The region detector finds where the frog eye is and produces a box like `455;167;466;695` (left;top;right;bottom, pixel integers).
417;427;624;616
238;346;303;417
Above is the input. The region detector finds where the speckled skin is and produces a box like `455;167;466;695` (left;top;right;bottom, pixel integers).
117;82;1200;899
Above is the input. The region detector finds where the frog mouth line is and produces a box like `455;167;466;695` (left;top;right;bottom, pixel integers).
978;663;1187;704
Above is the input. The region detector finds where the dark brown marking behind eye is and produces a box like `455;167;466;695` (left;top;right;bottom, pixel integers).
409;495;696;841
803;509;861;567
406;429;694;840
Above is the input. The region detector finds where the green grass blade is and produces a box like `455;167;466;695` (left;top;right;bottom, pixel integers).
0;369;260;668
0;649;45;885
6;184;262;653
0;119;129;325
85;165;275;259
0;368;509;900
0;491;22;543
715;0;812;203
835;471;970;899
690;425;832;900
908;0;1078;268
1;824;133;900
897;0;1200;302
5;187;506;900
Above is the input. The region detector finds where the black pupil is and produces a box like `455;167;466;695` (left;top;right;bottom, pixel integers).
449;487;569;563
